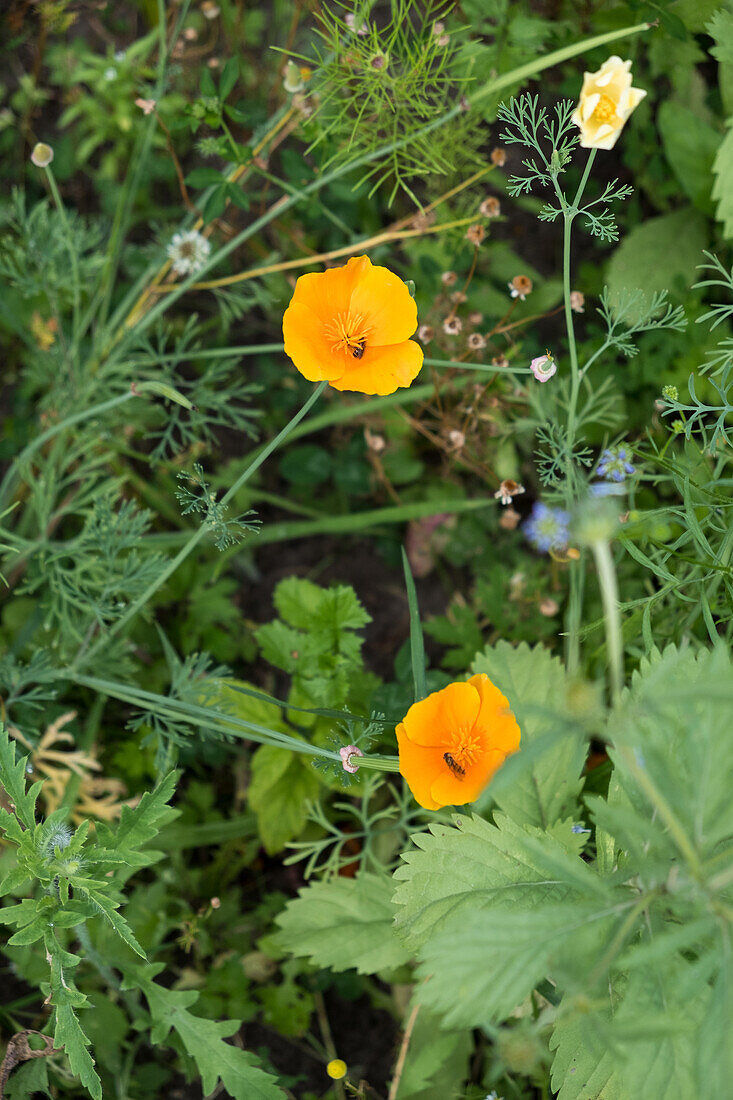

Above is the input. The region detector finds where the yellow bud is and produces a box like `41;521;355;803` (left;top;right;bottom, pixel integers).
326;1059;347;1080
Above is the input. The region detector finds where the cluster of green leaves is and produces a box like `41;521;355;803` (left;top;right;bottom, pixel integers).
275;642;733;1098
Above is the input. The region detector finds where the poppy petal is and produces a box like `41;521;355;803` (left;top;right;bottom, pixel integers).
290;257;371;325
396;723;444;810
429;748;506;807
468;673;521;755
348;262;418;345
283;301;344;382
329;339;423;395
402;681;481;747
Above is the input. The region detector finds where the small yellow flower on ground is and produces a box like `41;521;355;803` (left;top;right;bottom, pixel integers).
326;1059;348;1080
572;56;646;150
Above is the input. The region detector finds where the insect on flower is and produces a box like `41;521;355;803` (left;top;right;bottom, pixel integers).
282;255;423;395
396;674;521;810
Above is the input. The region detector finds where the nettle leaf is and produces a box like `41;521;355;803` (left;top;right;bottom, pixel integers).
415;900;614;1029
393;813;590;952
0;725;42;830
275;872;411;975
550;966;701;1100
607;646;733;857
470;642;586;827
128;969;284;1099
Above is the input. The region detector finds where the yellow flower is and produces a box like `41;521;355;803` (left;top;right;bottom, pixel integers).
326;1059;347;1080
572;56;646;150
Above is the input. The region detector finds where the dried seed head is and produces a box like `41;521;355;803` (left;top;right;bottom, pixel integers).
468;311;483;325
466;223;486;246
364;427;386;453
467;332;486;350
508;274;533;300
480;196;501;218
443;315;463;336
450;290;467;304
490;146;507;166
499;506;521;530
418;324;434;344
441;270;457;287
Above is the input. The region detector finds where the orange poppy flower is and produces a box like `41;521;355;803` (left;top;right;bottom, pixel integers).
396;674;520;810
282;255;424;395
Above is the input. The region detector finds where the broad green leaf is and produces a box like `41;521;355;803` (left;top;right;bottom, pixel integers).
130;971;284;1099
470;642;586;827
607;646;733;857
712;123;733;239
606;208;708;304
275;872;411;975
658;101;720;211
550;967;700;1100
393;813;590;952
415;901;613;1028
272;577;328;630
248;744;320;854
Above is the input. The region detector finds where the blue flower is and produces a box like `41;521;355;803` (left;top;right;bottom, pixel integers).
524;503;570;553
597;446;635;483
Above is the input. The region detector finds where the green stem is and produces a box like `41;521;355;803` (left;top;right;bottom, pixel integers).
592;539;623;705
0;390;137;511
74;382;327;668
44;164;82;353
564;148;596;450
425;357;532;375
70;673;342;760
353;754;400;773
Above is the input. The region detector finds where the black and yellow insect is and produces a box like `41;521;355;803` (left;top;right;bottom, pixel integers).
443;753;465;779
351;340;366;359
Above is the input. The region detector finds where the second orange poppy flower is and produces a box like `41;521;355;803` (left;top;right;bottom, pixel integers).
282;255;424;395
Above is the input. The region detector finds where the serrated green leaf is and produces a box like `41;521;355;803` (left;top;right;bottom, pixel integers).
416;901;613;1028
0;725;41;830
393;813;590;952
95;771;178;872
550;967;700;1100
131;972;284;1099
53;1002;101;1100
275;872;411;975
470;642;586;827
4;1057;51;1099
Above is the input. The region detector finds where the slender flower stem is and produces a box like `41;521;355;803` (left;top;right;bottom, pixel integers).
564;147;596;451
592;538;623;705
74;382;327;668
44;164;82;353
149;216;477;293
352;754;400;773
556;148;596;674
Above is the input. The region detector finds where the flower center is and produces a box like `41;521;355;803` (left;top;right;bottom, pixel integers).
325;311;370;357
443;728;483;777
592;94;616;124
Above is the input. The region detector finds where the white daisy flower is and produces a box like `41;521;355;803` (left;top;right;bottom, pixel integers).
167;229;211;277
